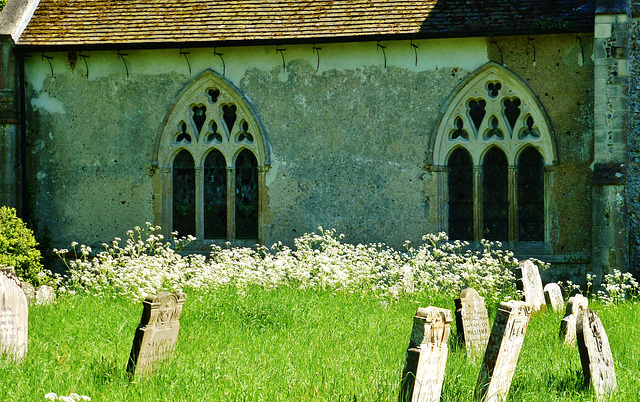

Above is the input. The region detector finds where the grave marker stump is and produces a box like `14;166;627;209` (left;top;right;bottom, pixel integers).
475;301;532;402
455;287;490;358
576;309;617;400
559;294;588;345
516;260;546;312
400;306;453;402
127;290;186;377
0;270;28;360
543;283;564;312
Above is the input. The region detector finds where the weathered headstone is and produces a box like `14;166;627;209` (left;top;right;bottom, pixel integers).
559;293;588;345
126;291;186;377
516;260;546;312
35;285;56;305
0;270;28;360
400;306;453;402
475;301;532;402
543;282;564;312
455;287;490;358
20;281;35;303
576;309;617;399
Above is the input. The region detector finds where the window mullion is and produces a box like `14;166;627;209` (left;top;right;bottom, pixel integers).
509;165;517;245
195;166;204;240
473;165;482;242
227;166;235;240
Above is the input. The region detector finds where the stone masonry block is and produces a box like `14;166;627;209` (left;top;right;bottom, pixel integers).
595;23;612;38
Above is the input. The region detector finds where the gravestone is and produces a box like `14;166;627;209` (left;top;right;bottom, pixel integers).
20;281;35;303
0;270;28;360
400;306;453;402
559;294;588;345
475;300;532;402
543;283;564;312
576;309;617;399
127;290;186;377
35;285;56;305
455;287;490;358
516;260;546;312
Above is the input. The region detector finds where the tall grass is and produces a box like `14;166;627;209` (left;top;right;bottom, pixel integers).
2;288;639;401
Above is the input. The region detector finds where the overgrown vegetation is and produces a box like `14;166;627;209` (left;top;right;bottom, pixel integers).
0;206;50;286
0;0;6;13
55;224;520;306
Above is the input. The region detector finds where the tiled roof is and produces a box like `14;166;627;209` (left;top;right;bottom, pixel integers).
17;0;594;47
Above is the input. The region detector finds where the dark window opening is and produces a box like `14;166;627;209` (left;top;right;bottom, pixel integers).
518;147;544;241
204;150;227;239
173;150;196;237
448;148;474;240
235;150;258;239
482;147;508;241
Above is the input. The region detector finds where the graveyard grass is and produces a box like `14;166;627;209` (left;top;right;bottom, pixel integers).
0;288;638;401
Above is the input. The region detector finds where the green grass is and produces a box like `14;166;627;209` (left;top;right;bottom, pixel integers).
1;288;638;401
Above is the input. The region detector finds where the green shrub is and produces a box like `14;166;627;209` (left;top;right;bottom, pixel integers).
0;206;46;286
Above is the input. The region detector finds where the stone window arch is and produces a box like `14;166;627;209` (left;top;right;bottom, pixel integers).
432;62;556;245
155;70;270;244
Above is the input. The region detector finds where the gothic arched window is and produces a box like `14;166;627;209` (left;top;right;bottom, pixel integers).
157;70;269;243
433;63;556;244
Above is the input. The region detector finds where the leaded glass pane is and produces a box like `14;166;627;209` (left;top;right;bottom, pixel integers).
448;148;474;240
173;150;196;237
518;147;544;241
204;150;227;239
482;147;508;240
235;150;258;239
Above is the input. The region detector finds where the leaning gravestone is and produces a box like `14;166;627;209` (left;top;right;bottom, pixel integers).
475;301;532;402
559;294;588;345
20;281;35;303
516;260;546;312
455;287;490;358
127;291;186;377
543;283;564;312
400;306;453;402
576;309;617;399
0;270;28;360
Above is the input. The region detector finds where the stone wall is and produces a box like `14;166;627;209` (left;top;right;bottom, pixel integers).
628;3;640;276
22;35;594;276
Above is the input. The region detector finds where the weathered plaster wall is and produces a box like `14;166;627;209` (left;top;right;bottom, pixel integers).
23;35;593;266
487;34;594;274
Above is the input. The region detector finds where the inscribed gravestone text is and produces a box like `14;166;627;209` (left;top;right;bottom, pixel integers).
543;283;564;312
516;260;546;312
577;309;617;400
127;291;186;377
475;300;532;402
560;294;588;345
0;270;28;360
455;287;490;358
400;306;453;402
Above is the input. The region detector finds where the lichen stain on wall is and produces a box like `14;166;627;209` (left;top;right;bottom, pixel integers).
25;69;186;246
240;60;465;246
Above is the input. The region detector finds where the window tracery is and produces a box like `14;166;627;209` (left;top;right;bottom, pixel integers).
156;70;269;243
433;62;556;244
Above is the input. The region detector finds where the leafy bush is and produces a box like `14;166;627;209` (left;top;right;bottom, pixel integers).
0;206;48;286
0;0;6;13
57;224;520;303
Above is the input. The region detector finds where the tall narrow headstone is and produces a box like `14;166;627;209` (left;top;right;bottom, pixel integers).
576;309;617;400
0;270;28;360
559;294;588;345
127;291;186;377
543;283;564;312
400;306;453;402
455;287;490;358
475;301;532;402
516;260;546;312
